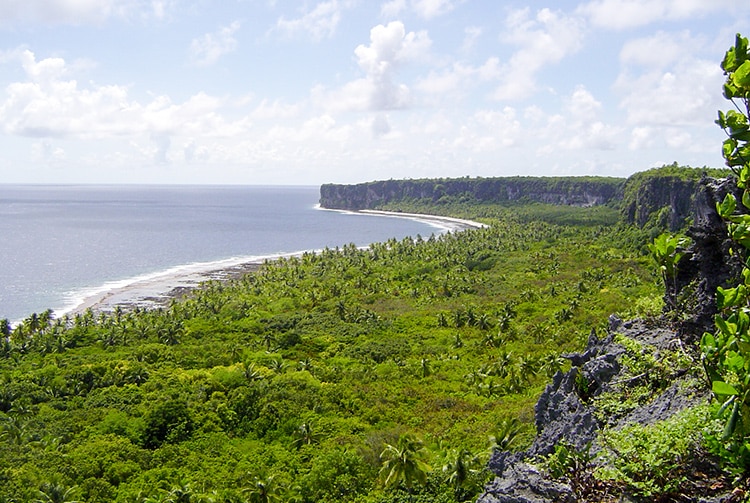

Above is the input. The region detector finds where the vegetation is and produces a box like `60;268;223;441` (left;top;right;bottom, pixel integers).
702;32;750;477
0;202;659;502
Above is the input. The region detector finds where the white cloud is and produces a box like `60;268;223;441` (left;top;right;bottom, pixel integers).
462;26;482;52
380;0;406;18
619;30;701;68
415;58;500;102
578;0;738;30
0;50;253;141
0;0;115;25
616;54;723;127
313;21;431;112
379;0;456;20
190;21;241;67
0;0;178;25
412;0;455;19
565;85;601;122
371;113;391;137
492;8;584;101
274;1;348;41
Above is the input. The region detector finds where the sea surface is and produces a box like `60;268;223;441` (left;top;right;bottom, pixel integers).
0;185;446;323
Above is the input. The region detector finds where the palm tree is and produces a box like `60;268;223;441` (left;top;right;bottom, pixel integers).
243;475;283;503
442;448;480;501
292;422;322;449
34;480;79;503
488;418;522;452
379;433;431;500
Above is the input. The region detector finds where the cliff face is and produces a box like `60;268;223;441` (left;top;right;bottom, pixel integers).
320;169;727;234
319;177;625;211
620;174;702;231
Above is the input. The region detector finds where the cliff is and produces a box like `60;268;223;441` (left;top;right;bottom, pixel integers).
619;166;730;232
320;166;731;232
319;177;625;211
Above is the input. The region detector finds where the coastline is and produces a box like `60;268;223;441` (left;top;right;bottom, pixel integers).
60;209;484;319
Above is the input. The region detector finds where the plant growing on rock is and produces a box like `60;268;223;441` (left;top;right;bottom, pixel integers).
648;231;691;311
702;33;750;475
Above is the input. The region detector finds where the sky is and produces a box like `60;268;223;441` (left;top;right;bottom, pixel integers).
0;1;748;185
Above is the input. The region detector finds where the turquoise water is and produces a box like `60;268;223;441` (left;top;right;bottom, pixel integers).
0;185;443;322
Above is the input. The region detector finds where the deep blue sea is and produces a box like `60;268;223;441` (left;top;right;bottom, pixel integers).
0;185;444;322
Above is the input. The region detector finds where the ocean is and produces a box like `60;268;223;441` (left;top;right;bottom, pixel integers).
0;185;448;323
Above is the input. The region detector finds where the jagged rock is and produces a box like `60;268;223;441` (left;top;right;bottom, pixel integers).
477;462;574;503
673;176;745;339
528;331;624;457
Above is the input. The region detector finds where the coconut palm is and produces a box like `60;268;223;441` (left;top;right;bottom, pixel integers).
243;475;283;503
34;480;79;503
379;433;431;500
442;448;481;501
292;421;321;449
488;418;522;452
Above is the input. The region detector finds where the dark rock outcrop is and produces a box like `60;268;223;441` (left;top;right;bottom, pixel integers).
671;176;745;338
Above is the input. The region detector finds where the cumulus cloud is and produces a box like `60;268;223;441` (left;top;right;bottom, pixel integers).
190;21;241;67
313;21;431;112
578;0;738;30
274;1;348;41
380;0;406;18
415;58;500;102
619;30;700;68
0;50;252;141
371;113;391;137
461;26;482;52
615;36;724;128
492;8;584;101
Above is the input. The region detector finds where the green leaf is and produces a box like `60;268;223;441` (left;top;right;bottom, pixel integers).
701;332;717;351
724;400;741;440
717;193;737;218
724;82;740;99
717;110;728;128
734;61;750;88
714;380;740;396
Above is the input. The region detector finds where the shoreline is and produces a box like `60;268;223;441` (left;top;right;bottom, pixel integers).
59;209;484;319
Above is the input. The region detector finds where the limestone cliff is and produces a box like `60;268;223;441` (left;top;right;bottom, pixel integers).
319;177;625;211
319;167;730;234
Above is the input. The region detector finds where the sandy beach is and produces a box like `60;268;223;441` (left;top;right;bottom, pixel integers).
63;210;484;317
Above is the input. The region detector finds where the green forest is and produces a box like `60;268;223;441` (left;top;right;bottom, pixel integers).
0;200;661;502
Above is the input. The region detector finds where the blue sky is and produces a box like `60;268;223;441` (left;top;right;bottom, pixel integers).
0;0;748;185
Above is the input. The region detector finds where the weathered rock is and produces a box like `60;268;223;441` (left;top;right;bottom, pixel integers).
477;462;574;503
672;176;745;339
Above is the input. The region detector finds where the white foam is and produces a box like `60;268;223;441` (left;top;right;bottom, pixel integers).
55;250;311;318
